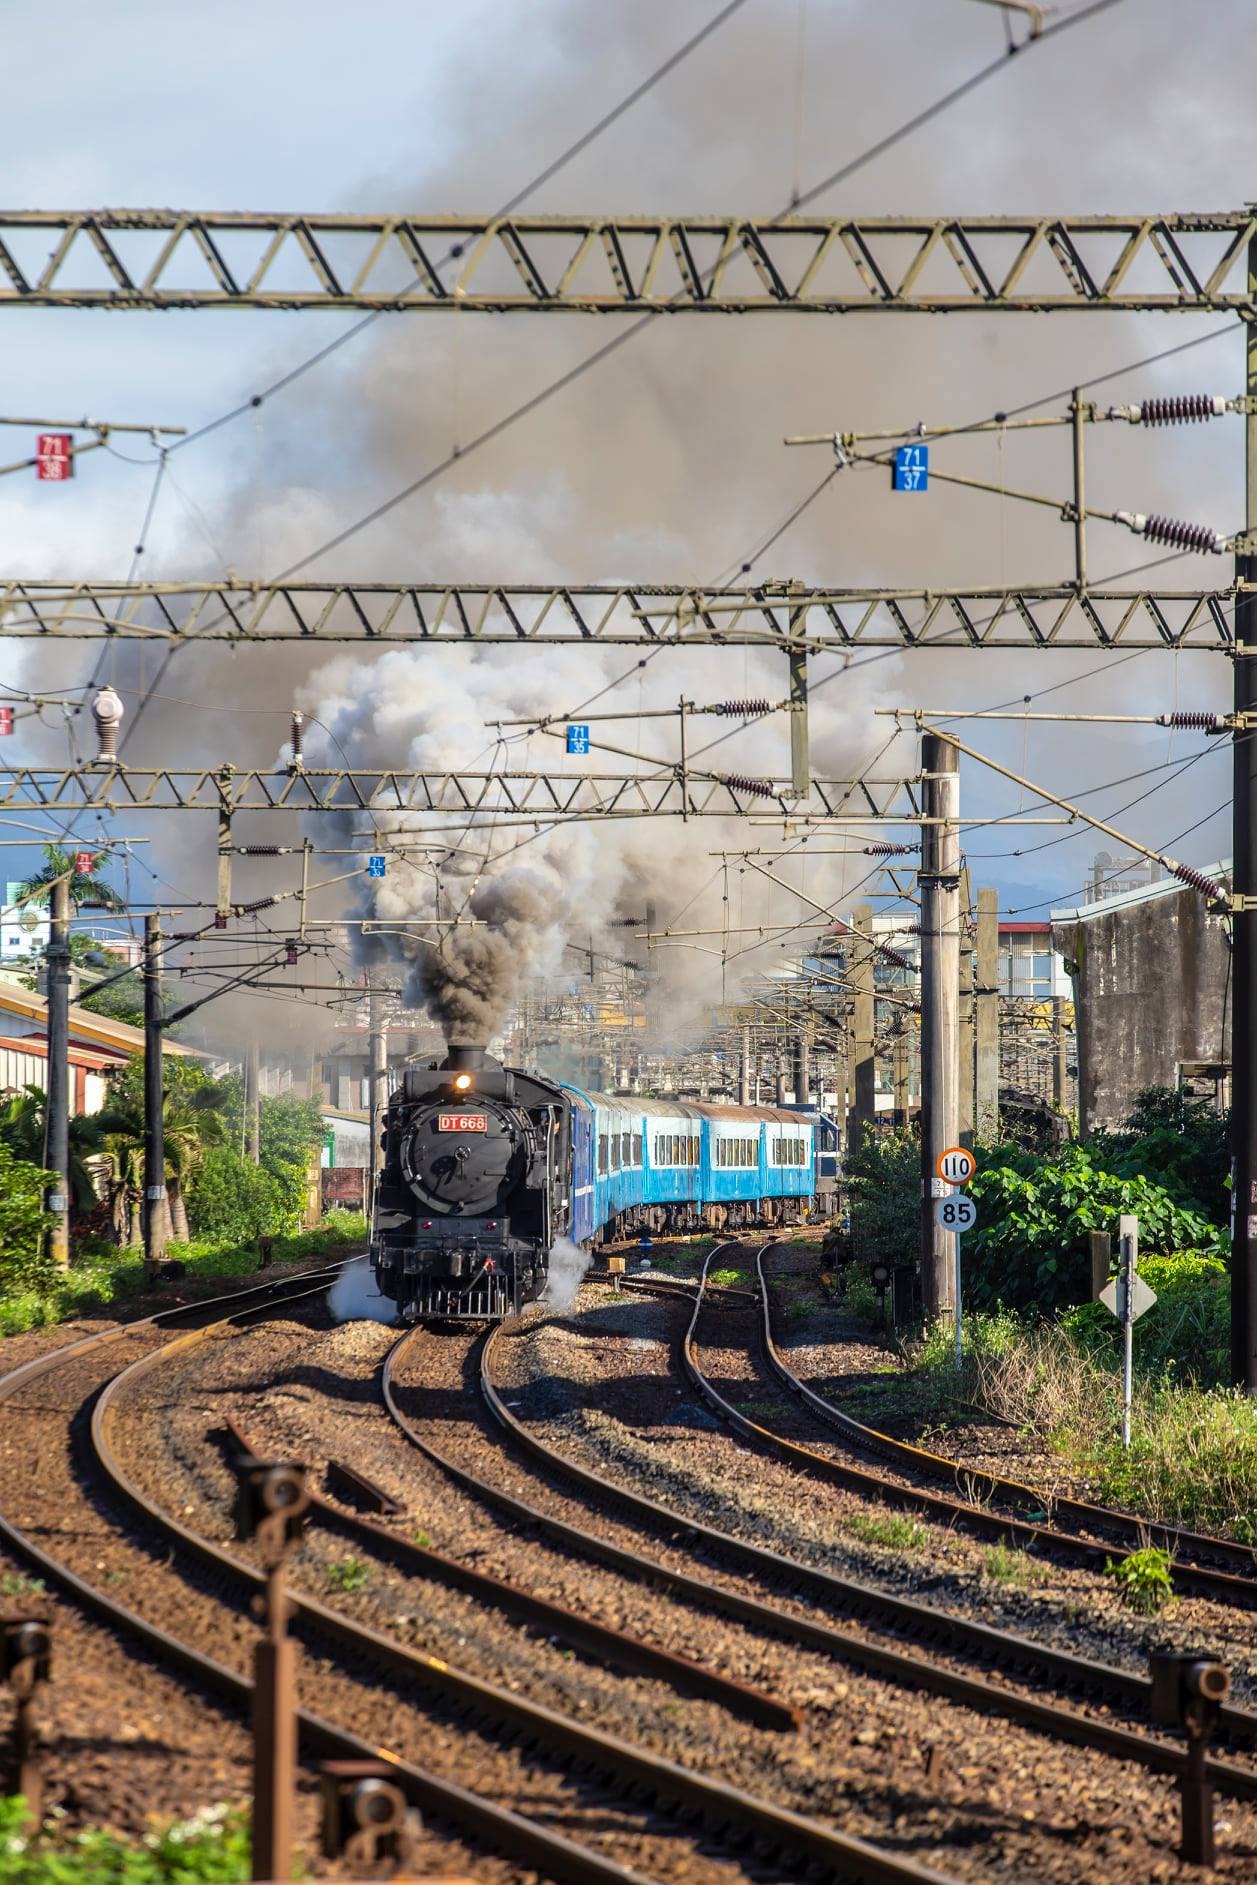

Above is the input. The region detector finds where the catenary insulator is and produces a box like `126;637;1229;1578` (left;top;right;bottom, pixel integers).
235;845;288;856
235;895;277;915
91;685;125;763
1159;710;1224;732
720;773;777;798
290;708;305;770
863;841;918;856
713;699;772;717
1171;861;1226;900
1115;511;1226;554
1109;395;1227;425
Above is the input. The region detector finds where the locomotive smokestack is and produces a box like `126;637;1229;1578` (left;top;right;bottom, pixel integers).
442;1044;487;1072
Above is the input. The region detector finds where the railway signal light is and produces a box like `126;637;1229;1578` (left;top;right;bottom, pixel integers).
319;1760;420;1872
232;1454;309;1554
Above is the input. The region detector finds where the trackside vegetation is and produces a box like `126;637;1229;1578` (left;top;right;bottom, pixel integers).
0;1054;364;1337
0;1796;255;1882
839;1088;1254;1542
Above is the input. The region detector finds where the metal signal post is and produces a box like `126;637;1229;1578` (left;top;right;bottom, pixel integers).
143;912;167;1282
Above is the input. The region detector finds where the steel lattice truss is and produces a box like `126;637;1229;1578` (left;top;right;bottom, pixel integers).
0;210;1254;312
0;765;921;821
0;580;1237;650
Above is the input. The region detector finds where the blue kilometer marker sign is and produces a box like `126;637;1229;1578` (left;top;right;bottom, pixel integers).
366;854;387;878
893;444;929;491
566;724;591;755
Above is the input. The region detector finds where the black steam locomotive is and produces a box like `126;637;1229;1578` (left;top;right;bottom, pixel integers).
370;1045;570;1321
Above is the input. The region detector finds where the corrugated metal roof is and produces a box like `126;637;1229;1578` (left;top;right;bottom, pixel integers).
1051;859;1231;925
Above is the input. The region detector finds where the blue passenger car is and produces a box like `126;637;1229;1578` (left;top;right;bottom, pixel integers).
561;1084;829;1243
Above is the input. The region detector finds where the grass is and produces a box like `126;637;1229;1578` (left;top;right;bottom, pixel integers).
0;1572;45;1600
412;1528;433;1549
0;1796;253;1882
982;1544;1038;1585
0;1213;368;1339
326;1556;372;1593
708;1264;749;1288
844;1511;928;1550
906;1305;1257;1545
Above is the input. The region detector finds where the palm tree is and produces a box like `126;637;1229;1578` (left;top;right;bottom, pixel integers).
16;843;124;912
162;1095;223;1241
95;1084;224;1245
0;1084;106;1215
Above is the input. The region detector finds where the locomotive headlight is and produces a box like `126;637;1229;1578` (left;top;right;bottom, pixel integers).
453;1072;473;1091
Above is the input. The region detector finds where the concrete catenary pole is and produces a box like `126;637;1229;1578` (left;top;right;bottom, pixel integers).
975;888;1000;1141
739;1025;752;1105
919;735;960;1320
849;903;876;1156
143;912;167;1282
1233;242;1257;1393
793;1029;812;1107
369;986;388;1211
42;875;72;1269
958;867;975;1147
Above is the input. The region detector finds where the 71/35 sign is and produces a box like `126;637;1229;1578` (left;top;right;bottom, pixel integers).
893;444;928;491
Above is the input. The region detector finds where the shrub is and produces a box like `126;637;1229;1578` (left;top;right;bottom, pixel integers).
326;1557;371;1592
185;1147;293;1243
1106;1546;1174;1614
1063;1251;1229;1386
965;1142;1221;1317
0;1141;54;1299
845;1126;920;1271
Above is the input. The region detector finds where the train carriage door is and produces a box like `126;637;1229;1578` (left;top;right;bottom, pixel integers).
572;1105;595;1244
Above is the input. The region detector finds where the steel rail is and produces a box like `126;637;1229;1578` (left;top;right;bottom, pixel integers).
0;1273;661;1885
755;1246;1257;1586
466;1302;1257;1779
87;1308;962;1885
683;1245;1257;1609
219;1411;798;1732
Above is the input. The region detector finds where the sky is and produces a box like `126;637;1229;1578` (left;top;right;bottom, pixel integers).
0;0;1253;1023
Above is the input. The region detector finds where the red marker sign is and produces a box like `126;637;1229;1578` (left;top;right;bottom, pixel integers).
36;433;74;481
0;706;12;736
73;851;95;876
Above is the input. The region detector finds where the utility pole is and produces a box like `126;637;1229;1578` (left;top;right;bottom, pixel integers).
849;904;876;1157
793;1028;811;1106
975;888;1000;1141
245;1040;261;1164
1235;236;1257;1395
958;867;975;1147
919;735;960;1321
368;986;388;1214
143;912;167;1283
892;1027;910;1128
42;876;71;1270
739;1025;751;1106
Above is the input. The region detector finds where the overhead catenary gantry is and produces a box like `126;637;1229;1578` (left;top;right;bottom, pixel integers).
0;762;920;821
0;579;1239;650
1;209;1255;312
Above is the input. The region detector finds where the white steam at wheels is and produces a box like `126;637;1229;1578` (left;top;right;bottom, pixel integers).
541;1235;592;1312
328;1255;399;1325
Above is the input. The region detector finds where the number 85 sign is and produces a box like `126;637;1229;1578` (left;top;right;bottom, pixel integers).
936;1193;977;1233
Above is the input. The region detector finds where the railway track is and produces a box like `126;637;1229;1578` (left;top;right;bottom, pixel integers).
387;1287;1257;1809
677;1242;1256;1610
0;1266;971;1885
754;1243;1257;1584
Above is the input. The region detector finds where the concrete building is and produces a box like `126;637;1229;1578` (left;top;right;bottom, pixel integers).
1051;863;1231;1132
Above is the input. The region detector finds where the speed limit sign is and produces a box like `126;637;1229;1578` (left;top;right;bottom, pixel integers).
936;1145;976;1186
936;1193;977;1233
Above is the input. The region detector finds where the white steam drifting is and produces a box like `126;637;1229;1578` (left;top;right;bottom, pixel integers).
540;1235;593;1313
328;1256;399;1326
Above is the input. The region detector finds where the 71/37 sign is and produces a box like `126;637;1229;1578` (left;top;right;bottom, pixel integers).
893;444;928;491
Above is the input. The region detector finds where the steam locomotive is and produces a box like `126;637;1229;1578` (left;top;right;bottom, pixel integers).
370;1044;836;1321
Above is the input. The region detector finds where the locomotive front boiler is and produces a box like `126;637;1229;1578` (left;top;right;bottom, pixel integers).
370;1044;570;1320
